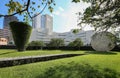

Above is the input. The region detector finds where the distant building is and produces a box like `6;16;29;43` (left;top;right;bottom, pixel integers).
41;14;53;35
3;16;19;42
3;16;19;28
30;14;95;45
32;14;53;35
0;29;3;38
3;26;13;42
32;14;41;29
0;38;8;45
30;29;95;45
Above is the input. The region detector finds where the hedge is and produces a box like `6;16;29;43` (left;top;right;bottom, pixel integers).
9;21;32;51
0;45;119;51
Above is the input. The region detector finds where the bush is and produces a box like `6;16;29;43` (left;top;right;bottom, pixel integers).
29;41;45;46
9;21;32;52
48;38;65;48
37;62;120;78
68;38;83;48
28;41;45;50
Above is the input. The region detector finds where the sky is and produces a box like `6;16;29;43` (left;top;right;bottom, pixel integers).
0;0;94;33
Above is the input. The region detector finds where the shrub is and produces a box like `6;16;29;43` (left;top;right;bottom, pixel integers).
68;38;83;48
29;41;45;46
48;38;65;48
28;41;45;50
9;21;32;51
72;29;80;34
37;62;120;78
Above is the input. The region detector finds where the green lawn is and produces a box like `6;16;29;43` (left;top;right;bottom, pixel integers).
0;49;84;58
0;49;120;78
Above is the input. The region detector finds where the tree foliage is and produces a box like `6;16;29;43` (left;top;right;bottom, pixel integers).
9;21;32;51
72;29;80;34
72;0;120;31
68;38;83;47
0;0;56;19
29;41;45;47
48;38;65;48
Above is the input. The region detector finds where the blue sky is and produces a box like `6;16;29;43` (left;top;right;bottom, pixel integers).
0;0;94;32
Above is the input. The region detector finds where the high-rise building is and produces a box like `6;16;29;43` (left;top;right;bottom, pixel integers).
3;16;19;28
41;14;53;35
32;14;53;35
3;26;12;42
3;16;19;42
0;29;3;38
32;14;41;29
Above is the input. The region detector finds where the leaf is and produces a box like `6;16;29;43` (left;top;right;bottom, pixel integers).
48;6;53;13
38;5;40;8
32;1;35;5
72;0;80;3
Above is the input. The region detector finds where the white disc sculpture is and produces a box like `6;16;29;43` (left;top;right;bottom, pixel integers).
91;32;116;51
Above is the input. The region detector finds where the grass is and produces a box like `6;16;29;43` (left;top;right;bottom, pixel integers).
0;49;84;58
0;49;120;78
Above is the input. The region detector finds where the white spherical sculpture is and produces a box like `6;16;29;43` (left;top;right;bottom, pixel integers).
91;32;116;51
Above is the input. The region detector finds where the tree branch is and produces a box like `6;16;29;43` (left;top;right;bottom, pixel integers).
32;0;48;18
0;0;31;17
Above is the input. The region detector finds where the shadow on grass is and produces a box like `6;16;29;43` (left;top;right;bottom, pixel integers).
85;51;117;55
36;62;120;78
0;51;16;55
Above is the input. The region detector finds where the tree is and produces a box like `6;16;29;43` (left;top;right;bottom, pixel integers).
0;0;55;51
29;41;45;47
72;0;120;31
48;38;65;48
0;0;55;19
72;29;80;34
68;38;83;48
10;21;32;51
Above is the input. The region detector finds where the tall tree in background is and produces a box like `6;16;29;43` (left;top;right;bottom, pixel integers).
68;38;83;48
72;0;120;31
48;38;65;48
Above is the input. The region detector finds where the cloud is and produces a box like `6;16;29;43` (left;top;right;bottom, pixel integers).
59;7;64;11
54;2;94;32
52;6;64;16
53;11;60;15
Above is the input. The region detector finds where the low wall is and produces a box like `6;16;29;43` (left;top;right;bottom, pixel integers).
0;54;82;68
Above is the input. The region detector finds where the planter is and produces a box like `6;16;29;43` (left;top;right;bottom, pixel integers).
9;21;32;51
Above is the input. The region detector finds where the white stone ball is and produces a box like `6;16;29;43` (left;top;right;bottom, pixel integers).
91;32;116;51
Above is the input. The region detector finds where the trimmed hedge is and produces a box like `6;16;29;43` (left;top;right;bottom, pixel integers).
9;21;32;52
0;45;119;51
28;46;119;51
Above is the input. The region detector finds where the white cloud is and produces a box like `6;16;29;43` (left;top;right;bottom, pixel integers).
53;11;60;15
54;2;94;32
52;7;64;16
59;7;64;11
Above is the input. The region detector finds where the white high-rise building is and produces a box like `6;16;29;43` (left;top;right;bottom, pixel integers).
32;14;41;29
41;14;53;35
32;14;53;35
